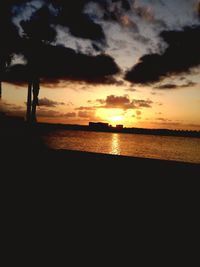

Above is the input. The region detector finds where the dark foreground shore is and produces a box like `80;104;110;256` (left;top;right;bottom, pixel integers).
1;122;200;247
1;123;199;180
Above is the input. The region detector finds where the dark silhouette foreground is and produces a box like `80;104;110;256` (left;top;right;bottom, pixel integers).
1;121;199;181
1;121;199;253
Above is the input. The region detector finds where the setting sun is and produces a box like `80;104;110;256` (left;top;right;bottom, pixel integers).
110;115;124;123
96;108;125;124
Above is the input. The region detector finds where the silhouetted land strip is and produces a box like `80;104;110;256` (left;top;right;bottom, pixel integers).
1;115;199;137
37;121;200;138
1;121;199;181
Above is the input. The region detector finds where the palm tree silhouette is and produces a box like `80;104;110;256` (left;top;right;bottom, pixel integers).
20;6;56;123
25;38;41;123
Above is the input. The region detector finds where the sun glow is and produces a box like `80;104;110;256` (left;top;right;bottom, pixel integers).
110;115;124;122
96;108;125;124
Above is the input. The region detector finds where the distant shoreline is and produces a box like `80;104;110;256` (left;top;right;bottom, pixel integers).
1;116;200;138
36;122;200;138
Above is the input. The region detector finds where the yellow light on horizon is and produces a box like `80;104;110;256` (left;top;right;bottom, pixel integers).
110;115;124;122
96;108;125;124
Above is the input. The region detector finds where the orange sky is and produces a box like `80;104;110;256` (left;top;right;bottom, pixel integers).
1;80;200;131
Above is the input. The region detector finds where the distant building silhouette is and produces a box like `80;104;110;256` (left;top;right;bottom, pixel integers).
116;124;124;129
89;122;109;130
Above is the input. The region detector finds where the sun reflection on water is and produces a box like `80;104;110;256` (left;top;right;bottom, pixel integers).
111;133;120;155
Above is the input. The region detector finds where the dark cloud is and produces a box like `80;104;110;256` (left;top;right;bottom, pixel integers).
115;0;131;11
2;0;200;90
37;108;76;118
64;112;76;118
38;97;65;107
0;99;25;117
133;99;153;108
9;0;132;49
96;95;153;109
157;118;172;122
132;1;155;22
125;87;137;92
130;0;167;29
154;81;197;90
0;1;23;72
75;106;96;111
78;111;94;118
155;83;178;90
1;0;121;89
75;95;153;112
52;0;106;42
91;0;131;22
37;108;63;118
11;0;105;43
180;81;197;87
39;79;70;89
125;25;200;84
4;44;120;84
20;5;56;42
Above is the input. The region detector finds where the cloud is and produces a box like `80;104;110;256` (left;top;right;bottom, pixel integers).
133;1;167;28
157;118;172;122
64;112;76;118
96;95;153;109
53;0;106;42
0;100;23;111
75;95;153;113
125;87;137;92
125;25;200;84
38;97;65;107
78;111;95;118
0;99;25;117
154;81;197;90
37;108;76;118
155;83;177;90
132;1;154;22
20;5;57;42
4;44;120;85
12;0;106;43
85;0;131;23
75;106;96;111
2;0;200;90
37;108;63;118
1;0;122;88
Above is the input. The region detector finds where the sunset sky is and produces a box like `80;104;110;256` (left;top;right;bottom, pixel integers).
1;0;200;130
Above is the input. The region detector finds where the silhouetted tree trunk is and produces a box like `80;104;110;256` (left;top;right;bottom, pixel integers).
26;81;32;122
31;78;40;122
26;77;40;123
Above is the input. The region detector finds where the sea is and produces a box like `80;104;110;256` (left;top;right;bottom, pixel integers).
43;130;200;164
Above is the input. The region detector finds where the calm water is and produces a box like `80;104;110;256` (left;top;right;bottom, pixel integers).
43;130;200;164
